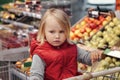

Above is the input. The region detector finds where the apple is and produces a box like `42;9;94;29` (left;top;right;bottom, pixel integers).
112;58;117;63
109;22;115;27
99;39;106;44
89;29;97;36
113;17;119;23
95;19;101;25
85;27;92;33
98;43;106;48
84;35;89;40
96;31;103;37
89;23;97;29
92;35;98;40
104;25;110;30
75;24;81;29
99;15;105;21
115;61;120;66
105;16;112;22
115;29;120;35
71;27;76;32
84;17;90;23
91;41;98;46
109;63;115;67
70;31;75;40
80;28;86;33
104;57;112;64
102;20;108;26
74;29;80;36
77;32;83;38
108;40;116;47
80;21;86;26
106;27;113;32
96;37;102;41
100;60;109;68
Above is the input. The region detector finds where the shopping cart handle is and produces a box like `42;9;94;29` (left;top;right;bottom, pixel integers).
92;67;120;78
63;67;120;80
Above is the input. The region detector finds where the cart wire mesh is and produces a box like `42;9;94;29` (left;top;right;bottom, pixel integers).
0;61;29;80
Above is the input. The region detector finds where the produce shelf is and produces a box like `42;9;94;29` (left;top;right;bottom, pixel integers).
0;18;34;28
8;9;42;19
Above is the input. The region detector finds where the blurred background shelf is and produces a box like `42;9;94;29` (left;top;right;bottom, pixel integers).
0;47;29;61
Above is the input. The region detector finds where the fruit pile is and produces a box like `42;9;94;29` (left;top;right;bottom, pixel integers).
70;15;112;43
86;56;120;80
84;17;120;49
15;57;32;76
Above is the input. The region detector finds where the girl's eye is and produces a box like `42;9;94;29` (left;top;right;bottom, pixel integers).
49;31;55;33
60;30;64;33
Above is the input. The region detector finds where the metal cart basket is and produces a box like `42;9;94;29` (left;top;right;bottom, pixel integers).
0;61;29;80
0;61;120;80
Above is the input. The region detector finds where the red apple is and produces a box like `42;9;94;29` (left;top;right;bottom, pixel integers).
89;23;97;29
85;27;92;33
71;27;76;32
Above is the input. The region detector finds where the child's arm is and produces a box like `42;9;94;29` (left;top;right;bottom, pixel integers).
77;46;92;66
30;55;45;80
77;46;102;65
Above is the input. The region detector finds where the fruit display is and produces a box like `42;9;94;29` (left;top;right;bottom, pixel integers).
15;57;32;76
0;25;29;49
84;17;120;49
0;24;38;49
70;15;112;43
77;55;120;80
87;56;120;80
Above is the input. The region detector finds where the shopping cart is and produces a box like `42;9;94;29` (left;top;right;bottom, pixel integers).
64;67;120;80
0;61;29;80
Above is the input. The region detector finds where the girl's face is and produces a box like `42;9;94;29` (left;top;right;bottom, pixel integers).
44;16;66;47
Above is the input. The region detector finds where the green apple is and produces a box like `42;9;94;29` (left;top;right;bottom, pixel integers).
96;31;103;37
108;40;117;47
99;39;106;44
100;60;109;68
105;25;110;30
106;27;113;32
112;58;117;63
102;20;108;26
115;29;120;35
109;22;115;27
115;61;120;66
109;63;115;67
104;57;112;64
105;37;112;42
113;17;119;23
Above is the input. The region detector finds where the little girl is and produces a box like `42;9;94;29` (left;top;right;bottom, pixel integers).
30;8;102;80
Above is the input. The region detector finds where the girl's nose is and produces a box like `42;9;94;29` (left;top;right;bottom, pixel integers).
55;33;60;38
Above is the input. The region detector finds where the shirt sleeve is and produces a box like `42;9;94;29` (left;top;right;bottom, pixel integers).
77;46;92;65
30;54;46;80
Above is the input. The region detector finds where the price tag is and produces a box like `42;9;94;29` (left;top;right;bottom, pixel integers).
105;50;120;58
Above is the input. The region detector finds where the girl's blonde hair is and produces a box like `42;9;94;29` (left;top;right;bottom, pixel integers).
37;8;71;44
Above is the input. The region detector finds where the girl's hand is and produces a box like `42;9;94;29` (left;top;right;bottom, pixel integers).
90;50;103;63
